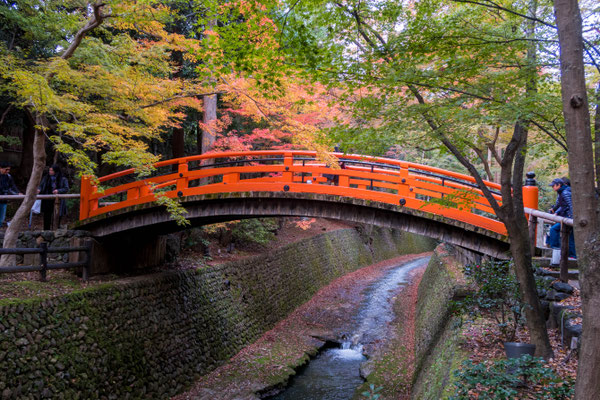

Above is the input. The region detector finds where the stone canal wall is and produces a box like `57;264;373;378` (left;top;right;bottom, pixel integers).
0;227;435;399
412;244;471;400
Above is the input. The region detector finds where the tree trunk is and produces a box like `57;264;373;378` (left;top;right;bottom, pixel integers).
553;1;600;398
172;127;185;159
505;215;553;357
18;110;35;185
499;121;554;359
201;18;218;157
201;93;217;154
0;113;47;266
594;83;600;189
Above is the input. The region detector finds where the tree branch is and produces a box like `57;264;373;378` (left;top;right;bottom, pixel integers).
530;120;568;152
140;92;223;109
408;84;503;217
61;2;109;60
0;105;13;128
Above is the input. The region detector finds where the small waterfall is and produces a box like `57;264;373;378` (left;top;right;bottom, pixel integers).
333;342;364;361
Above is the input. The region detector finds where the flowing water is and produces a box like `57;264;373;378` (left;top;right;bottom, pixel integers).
269;256;430;400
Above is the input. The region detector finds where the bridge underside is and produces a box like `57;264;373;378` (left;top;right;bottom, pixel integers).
75;192;510;259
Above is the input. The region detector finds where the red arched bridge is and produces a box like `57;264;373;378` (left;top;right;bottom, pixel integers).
76;151;528;258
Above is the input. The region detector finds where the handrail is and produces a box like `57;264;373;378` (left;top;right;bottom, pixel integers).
0;194;80;200
79;150;508;236
524;207;573;227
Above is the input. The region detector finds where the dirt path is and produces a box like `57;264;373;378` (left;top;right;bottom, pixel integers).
173;252;431;400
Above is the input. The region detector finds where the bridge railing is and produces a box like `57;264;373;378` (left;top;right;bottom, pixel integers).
80;150;507;235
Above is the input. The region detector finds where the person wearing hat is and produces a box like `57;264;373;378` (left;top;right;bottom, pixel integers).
547;177;576;264
0;162;22;227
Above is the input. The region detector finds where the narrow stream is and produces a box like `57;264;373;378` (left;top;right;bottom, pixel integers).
269;256;430;400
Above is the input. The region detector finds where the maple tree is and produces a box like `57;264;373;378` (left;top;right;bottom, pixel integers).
0;0;303;259
211;75;346;157
0;0;219;262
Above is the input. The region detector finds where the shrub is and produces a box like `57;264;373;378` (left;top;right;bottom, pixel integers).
231;218;278;247
451;260;523;342
451;355;573;400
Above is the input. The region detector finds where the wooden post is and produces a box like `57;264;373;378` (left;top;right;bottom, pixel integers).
529;214;538;255
52;197;60;230
82;240;92;282
39;242;48;282
560;223;570;283
398;166;410;198
523;171;539;249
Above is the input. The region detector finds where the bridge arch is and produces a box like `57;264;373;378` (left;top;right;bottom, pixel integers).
76;191;510;258
74;150;524;259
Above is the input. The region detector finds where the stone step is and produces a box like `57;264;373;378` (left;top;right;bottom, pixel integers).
538;268;579;280
533;257;578;269
547;269;579;280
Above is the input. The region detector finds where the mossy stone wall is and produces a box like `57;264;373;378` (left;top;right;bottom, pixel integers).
412;244;471;400
0;227;434;399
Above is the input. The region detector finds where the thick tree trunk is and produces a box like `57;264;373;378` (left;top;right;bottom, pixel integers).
594;83;600;189
498;122;553;359
0;113;46;266
201;18;218;157
505;216;553;357
200;93;217;185
554;1;600;399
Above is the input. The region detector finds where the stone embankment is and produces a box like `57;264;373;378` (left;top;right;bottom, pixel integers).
0;226;434;399
411;244;471;399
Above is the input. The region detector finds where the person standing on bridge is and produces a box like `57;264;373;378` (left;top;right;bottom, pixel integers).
547;177;576;263
38;164;69;230
0;163;22;228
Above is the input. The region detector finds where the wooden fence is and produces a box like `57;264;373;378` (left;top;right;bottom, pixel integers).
0;242;92;281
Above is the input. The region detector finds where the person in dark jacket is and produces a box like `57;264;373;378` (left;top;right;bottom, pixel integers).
547;178;576;260
38;164;69;230
0;163;21;227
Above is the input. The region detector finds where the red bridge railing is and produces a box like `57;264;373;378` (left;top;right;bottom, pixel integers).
80;151;510;235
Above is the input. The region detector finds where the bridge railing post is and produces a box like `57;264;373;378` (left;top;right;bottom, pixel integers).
79;175;97;219
397;165;410;198
523;171;539;249
177;161;189;193
559;223;570;282
283;152;293;182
